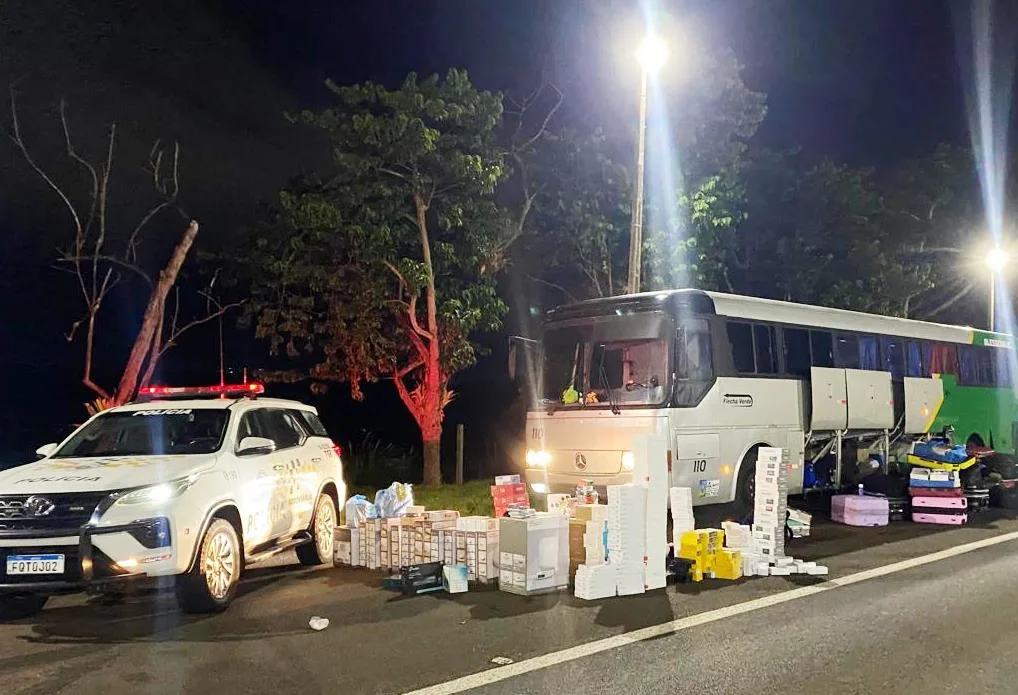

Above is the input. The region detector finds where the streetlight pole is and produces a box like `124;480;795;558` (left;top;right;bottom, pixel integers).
985;246;1009;332
626;36;667;296
626;68;649;295
989;276;996;332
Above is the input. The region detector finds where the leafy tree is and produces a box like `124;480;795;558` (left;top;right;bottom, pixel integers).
881;144;986;320
643;172;745;292
521;127;631;301
518;44;766;304
246;70;507;485
668;46;768;184
666;150;936;315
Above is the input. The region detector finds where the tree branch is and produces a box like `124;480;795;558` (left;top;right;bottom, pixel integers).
59;98;100;239
383;260;434;341
396;358;425;379
55;255;152;285
920;282;975;319
527;274;578;303
9;88;84;240
157;296;246;358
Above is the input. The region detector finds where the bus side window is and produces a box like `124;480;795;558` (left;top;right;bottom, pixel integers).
677;323;712;381
929;343;959;376
959;346;977;385
906;341;928;377
858;335;880;370
727;322;755;373
754;325;777;374
835;334;860;369
783;327;811;377
810;330;834;368
881;336;905;380
993;349;1013;386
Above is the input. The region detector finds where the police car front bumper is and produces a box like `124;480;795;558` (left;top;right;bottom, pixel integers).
0;518;174;594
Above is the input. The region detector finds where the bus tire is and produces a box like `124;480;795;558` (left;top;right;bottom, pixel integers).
735;446;761;512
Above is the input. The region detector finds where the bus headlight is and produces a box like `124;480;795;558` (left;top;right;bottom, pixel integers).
621;451;635;471
526;449;551;468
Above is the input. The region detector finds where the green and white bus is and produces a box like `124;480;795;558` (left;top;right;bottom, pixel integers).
520;289;1017;507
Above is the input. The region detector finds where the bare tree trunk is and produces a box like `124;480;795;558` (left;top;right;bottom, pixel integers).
114;220;199;403
415;194;445;486
139;309;165;390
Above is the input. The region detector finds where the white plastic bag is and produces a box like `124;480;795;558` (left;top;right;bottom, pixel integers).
344;495;376;528
374;482;414;518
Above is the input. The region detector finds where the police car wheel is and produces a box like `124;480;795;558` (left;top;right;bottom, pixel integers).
297;494;337;567
176;519;240;613
0;594;47;621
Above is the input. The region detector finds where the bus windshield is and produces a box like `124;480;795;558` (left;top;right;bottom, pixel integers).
540;326;587;406
590;338;669;406
539;315;671;409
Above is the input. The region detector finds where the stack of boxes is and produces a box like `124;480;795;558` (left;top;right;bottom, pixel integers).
574;562;617;599
670;486;696;548
359;518;382;569
733;447;828;577
608;483;647;595
457;516;500;582
491;478;530;518
417;510;459;563
576;504;610;565
910;469;968;525
347;509;502;582
677;528;725;581
632;435;669;591
752;447;788;561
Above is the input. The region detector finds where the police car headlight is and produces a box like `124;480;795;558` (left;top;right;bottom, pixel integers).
116;475;198;506
526;449;551;468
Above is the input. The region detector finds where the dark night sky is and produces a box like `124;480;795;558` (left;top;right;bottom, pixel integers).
0;0;1004;462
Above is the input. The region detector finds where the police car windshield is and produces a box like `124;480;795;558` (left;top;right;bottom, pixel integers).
55;409;231;458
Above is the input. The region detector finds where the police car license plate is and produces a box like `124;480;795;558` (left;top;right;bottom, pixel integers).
6;554;65;575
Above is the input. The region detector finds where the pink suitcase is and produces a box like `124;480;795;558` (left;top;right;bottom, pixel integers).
831;495;889;527
912;496;967;509
912;512;967;525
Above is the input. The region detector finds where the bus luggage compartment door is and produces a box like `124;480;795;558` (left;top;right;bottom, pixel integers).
845;369;895;430
903;377;944;434
810;367;848;431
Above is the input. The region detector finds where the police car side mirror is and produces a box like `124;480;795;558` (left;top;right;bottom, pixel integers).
237;436;277;457
35;443;58;459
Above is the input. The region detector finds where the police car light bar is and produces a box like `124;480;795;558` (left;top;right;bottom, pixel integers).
137;382;265;400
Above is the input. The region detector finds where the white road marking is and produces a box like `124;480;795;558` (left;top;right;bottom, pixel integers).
403;530;1018;695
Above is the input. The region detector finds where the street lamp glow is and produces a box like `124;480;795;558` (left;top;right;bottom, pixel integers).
986;246;1009;273
636;36;668;73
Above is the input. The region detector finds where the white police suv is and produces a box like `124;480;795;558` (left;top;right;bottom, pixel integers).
0;382;345;619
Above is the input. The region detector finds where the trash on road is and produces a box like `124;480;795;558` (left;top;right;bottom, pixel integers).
309;616;330;631
490;656;514;666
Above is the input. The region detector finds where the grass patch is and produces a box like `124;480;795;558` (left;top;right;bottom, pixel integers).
347;480;494;517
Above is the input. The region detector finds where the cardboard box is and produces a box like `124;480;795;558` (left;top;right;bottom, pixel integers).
424;510;460;522
335;540;352;566
443;563;469;593
574;504;610;523
457;516;499;532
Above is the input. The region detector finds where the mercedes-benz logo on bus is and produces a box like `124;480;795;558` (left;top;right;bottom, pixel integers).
25;496;55;517
574;453;587;471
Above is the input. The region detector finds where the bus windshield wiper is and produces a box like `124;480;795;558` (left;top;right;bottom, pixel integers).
598;362;621;415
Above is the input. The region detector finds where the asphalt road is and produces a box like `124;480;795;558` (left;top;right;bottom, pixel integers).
3;512;1018;695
